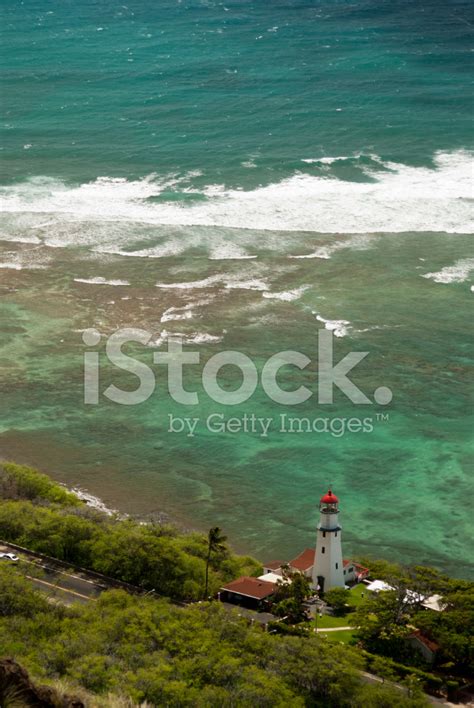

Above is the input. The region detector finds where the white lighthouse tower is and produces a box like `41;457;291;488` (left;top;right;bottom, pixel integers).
312;489;345;592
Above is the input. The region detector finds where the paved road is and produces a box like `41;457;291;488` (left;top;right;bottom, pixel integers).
0;542;107;605
361;672;454;706
0;542;458;706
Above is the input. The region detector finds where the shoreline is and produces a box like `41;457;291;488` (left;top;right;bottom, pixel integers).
67;484;176;528
1;451;473;581
0;447;177;527
67;485;122;517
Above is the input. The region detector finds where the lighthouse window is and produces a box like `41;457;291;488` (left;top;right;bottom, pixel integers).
335;532;337;537
323;532;326;538
335;563;339;569
322;547;325;554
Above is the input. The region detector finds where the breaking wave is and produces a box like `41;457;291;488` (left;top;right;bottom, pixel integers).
0;152;472;252
422;258;474;284
74;277;130;286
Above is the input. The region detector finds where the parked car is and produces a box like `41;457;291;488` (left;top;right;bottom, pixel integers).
0;552;19;562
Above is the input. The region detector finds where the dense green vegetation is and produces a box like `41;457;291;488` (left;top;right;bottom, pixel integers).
0;462;80;507
0;463;260;601
350;558;474;677
0;565;427;707
0;462;471;706
272;565;313;623
324;587;351;616
204;526;228;599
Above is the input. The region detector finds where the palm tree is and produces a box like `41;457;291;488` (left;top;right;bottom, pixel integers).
204;526;227;599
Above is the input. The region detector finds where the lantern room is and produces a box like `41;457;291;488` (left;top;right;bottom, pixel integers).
319;489;339;513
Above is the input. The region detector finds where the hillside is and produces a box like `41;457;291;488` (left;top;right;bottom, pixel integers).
0;462;468;706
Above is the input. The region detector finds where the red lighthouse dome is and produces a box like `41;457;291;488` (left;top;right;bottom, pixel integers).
320;489;339;504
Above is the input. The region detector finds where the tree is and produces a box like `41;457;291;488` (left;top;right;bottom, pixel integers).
369;656;399;684
204;527;227;599
325;587;350;616
352;589;413;660
273;567;312;623
353;683;428;707
0;571;432;707
413;587;474;674
0;565;49;617
0;462;80;506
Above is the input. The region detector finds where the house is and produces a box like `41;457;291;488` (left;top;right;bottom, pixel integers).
421;594;447;613
257;572;288;585
261;550;368;589
407;630;439;664
222;488;369;612
219;576;277;610
366;582;446;613
289;548;315;577
262;560;284;576
365;579;394;593
354;563;370;580
343;560;354;582
344;561;369;583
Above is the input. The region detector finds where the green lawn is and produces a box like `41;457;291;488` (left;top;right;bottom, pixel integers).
347;583;369;608
313;614;351;629
313;584;368;632
322;630;356;645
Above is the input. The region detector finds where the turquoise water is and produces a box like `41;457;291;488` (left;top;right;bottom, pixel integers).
0;1;473;576
2;0;473;183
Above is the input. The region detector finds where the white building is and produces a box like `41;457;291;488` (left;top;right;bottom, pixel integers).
312;489;345;591
261;488;369;593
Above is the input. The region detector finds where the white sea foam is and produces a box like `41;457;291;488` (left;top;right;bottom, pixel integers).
187;332;223;344
290;234;373;259
160;309;194;323
208;243;257;260
0;151;472;241
0;261;46;270
302;156;351;164
225;278;268;291
156;275;223;289
0;235;42;244
0;262;24;270
153;329;223;346
160;298;214;322
156;274;268;291
160;297;215;322
291;247;332;259
96;237;258;261
74;277;130;286
422;258;474;284
316;314;351;338
262;286;309;301
70;487;119;516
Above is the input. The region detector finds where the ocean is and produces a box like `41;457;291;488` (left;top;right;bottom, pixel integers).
0;0;473;576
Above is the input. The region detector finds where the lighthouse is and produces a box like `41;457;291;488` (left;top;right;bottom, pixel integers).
312;489;345;592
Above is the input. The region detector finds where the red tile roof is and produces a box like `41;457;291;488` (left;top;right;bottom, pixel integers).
263;560;284;571
409;630;439;653
221;576;277;600
289;548;315;572
352;562;369;573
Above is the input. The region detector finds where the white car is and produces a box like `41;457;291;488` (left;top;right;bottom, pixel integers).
0;552;19;562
